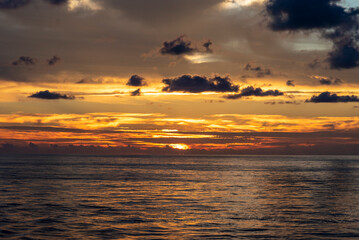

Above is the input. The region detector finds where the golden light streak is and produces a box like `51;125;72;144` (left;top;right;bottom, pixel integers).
1;113;359;133
184;53;223;64
162;129;179;132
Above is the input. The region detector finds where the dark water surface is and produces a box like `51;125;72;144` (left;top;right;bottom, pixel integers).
1;155;359;239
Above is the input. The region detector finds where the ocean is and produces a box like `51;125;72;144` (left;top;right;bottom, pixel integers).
0;155;359;239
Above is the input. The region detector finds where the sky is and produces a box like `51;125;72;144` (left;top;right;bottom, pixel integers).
0;0;358;155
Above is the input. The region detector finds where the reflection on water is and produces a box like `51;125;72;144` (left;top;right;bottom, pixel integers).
0;155;359;239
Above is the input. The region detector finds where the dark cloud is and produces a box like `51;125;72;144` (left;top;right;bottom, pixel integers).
225;86;284;99
327;40;359;69
126;75;147;86
0;0;67;9
265;0;356;31
318;79;332;85
162;75;239;93
12;56;35;66
160;35;196;56
47;55;61;66
244;63;272;77
265;0;359;69
44;0;67;5
306;91;359;103
130;88;141;96
29;90;75;100
286;80;295;87
318;77;342;85
203;40;213;53
0;0;30;9
160;35;213;56
0;125;136;134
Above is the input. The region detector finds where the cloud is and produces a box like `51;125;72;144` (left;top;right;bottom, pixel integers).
265;0;355;31
28;90;75;100
0;0;67;9
202;40;213;53
306;92;359;103
126;75;147;86
286;80;295;87
47;55;61;66
162;75;239;93
318;79;333;85
244;63;272;77
225;86;284;99
160;35;213;56
312;76;343;85
160;35;196;56
76;78;103;84
327;39;359;69
12;56;35;66
265;0;359;69
319;78;342;85
0;0;30;9
1;112;359;155
130;88;141;96
44;0;68;5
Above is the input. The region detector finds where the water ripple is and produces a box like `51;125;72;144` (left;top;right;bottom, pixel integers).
0;155;359;239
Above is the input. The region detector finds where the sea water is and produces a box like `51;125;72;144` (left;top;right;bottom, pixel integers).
0;155;359;239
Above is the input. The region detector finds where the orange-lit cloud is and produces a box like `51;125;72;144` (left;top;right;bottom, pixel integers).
0;113;358;154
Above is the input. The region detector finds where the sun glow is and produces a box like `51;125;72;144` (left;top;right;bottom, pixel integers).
68;0;102;11
169;144;190;150
184;53;222;64
221;0;265;10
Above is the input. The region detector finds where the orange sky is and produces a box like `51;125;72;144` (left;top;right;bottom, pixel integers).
0;0;358;154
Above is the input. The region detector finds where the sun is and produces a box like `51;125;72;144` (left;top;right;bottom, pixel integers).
169;144;190;150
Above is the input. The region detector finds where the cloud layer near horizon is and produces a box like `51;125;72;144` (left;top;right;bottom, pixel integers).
0;112;358;154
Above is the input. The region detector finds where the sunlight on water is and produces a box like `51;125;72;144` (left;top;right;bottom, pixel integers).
0;155;359;239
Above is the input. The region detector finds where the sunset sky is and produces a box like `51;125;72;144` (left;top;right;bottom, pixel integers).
0;0;358;154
